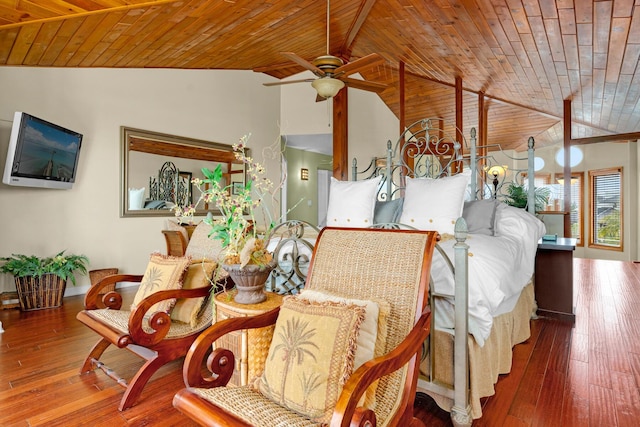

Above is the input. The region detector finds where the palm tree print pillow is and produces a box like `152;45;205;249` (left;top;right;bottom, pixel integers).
255;296;366;424
131;253;190;316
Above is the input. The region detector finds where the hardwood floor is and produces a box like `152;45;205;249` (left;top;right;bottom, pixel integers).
1;258;638;426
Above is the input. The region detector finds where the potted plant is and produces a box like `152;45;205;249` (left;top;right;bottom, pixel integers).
0;251;89;311
504;182;551;213
174;134;280;304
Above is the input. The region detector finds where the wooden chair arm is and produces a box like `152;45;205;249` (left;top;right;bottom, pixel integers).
182;307;281;388
127;285;214;346
330;308;432;427
84;274;144;310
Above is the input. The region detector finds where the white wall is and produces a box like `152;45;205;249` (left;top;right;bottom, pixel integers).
348;86;399;176
277;71;399;175
0;67;281;295
529;141;638;261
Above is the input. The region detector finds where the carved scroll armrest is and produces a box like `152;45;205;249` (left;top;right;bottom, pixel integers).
330;308;432;427
182;307;280;388
127;285;214;347
84;274;144;310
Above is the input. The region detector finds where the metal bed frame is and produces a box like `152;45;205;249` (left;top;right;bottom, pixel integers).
266;118;537;426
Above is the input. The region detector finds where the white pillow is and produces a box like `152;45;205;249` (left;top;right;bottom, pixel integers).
326;176;381;228
399;173;471;234
128;187;145;210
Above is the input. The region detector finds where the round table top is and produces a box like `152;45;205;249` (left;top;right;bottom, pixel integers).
214;290;283;314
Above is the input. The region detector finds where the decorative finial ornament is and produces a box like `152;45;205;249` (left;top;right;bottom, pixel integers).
454;217;468;242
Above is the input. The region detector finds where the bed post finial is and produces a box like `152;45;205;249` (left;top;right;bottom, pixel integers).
454;217;468;241
527;137;536;214
352;157;357;181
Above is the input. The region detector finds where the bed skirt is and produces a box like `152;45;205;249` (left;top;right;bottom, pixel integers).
418;281;536;419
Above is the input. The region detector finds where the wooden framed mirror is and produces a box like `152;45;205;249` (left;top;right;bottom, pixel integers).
120;127;243;218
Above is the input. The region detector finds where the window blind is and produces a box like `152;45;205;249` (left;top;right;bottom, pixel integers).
592;171;621;247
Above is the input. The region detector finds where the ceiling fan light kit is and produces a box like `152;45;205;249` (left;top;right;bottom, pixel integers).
312;77;345;98
262;0;386;99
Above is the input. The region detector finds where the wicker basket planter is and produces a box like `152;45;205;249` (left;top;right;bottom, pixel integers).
15;274;67;311
89;268;119;295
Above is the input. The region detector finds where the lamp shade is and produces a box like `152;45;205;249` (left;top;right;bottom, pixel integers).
486;165;508;177
311;77;345;98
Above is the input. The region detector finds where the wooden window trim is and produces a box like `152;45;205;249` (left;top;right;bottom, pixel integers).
553;172;584;246
588;167;623;251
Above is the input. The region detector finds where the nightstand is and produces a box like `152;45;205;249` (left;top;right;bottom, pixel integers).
213;290;283;386
534;237;577;323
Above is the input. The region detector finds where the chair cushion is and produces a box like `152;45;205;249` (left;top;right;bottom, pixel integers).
255;296;366;423
170;259;216;327
185;221;224;260
326;176;382;228
131;253;190;315
192;386;322;426
86;302;213;341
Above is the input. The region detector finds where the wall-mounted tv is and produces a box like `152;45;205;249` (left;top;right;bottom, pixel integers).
2;112;83;190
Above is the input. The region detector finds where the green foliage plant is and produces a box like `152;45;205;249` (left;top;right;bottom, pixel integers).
174;134;280;267
0;251;89;286
504;182;551;212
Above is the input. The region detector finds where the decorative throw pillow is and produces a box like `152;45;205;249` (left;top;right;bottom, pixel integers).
373;198;404;225
186;221;224;261
326;176;382;227
298;289;389;410
170;259;217;327
398;173;471;235
462;198;499;236
131;253;190;316
256;296;366;423
128;187;145;210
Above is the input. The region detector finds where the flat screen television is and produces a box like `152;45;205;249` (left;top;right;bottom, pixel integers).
2;112;83;189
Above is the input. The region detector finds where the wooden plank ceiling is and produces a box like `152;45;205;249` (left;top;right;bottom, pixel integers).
1;0;639;152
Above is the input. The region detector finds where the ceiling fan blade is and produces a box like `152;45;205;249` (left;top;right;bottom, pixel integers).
263;78;315;87
281;52;326;77
341;77;387;93
334;53;385;77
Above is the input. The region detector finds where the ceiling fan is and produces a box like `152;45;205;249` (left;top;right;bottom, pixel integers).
263;0;387;99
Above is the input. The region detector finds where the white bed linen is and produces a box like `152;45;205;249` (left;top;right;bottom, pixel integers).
267;205;544;346
430;205;545;345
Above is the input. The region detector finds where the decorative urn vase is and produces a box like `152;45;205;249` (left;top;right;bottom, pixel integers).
222;259;277;304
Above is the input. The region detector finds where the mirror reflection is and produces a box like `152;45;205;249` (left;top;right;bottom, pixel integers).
120;127;243;218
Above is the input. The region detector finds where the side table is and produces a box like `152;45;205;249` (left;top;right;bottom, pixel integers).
213;290;283;386
534;237;577;323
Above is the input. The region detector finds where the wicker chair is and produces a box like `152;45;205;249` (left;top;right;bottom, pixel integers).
76;271;214;411
173;227;438;427
162;230;188;256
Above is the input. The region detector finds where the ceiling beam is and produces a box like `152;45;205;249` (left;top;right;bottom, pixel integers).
0;0;178;30
341;0;377;56
570;131;640;145
399;69;627;137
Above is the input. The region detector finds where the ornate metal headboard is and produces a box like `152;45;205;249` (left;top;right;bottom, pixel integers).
352;117;537;214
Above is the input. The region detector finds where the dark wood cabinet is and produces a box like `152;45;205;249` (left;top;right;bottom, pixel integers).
534;238;577;323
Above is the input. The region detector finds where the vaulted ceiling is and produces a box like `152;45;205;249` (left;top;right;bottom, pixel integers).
1;0;639;152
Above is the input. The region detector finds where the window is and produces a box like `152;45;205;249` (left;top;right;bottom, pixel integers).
553;173;584;246
589;168;623;250
522;173;553;211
